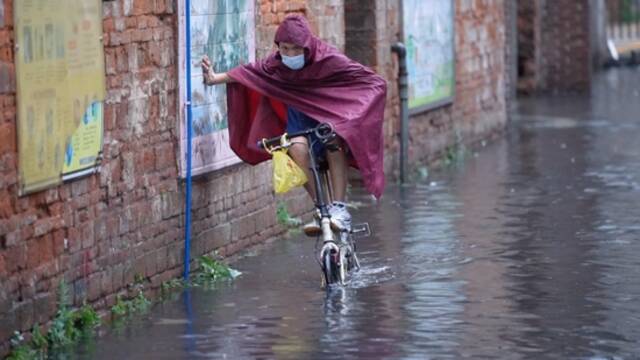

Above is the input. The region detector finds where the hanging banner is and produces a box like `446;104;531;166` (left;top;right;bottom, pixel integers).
403;0;455;113
15;0;105;195
178;0;256;177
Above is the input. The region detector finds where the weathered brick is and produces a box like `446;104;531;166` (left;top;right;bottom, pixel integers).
33;293;55;325
0;253;5;277
154;143;174;170
14;300;34;332
37;234;54;265
52;229;66;256
73;278;87;304
0;190;12;218
0;121;15;154
86;273;102;302
0;62;14;94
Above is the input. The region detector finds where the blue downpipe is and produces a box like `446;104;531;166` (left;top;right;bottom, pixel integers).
183;0;193;280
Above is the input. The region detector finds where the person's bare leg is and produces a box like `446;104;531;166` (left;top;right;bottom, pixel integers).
287;137;316;201
326;138;348;202
289;137;324;235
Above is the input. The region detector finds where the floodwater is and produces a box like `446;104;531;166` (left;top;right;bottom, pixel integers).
75;68;640;359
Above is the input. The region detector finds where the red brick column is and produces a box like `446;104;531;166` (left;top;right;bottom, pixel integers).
517;0;593;93
539;0;592;91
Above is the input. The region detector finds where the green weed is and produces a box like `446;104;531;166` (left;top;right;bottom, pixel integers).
6;331;39;360
193;255;233;285
7;281;101;359
30;325;47;353
75;303;101;331
276;201;302;228
160;278;184;294
110;295;128;317
129;291;151;313
110;291;151;317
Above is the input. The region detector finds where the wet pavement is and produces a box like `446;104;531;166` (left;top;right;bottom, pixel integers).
75;67;640;359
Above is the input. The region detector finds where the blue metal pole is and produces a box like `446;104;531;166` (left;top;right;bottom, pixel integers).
183;0;193;280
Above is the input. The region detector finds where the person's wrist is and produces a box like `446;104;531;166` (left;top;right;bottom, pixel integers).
204;70;213;85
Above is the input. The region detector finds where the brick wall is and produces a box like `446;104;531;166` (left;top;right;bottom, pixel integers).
256;0;344;58
517;0;592;93
345;0;401;177
0;0;343;354
517;0;538;93
347;0;508;173
538;0;591;91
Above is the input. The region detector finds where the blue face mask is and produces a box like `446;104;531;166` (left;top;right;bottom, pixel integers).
281;54;305;70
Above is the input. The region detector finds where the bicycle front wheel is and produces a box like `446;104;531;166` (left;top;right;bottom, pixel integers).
338;249;347;285
322;249;339;286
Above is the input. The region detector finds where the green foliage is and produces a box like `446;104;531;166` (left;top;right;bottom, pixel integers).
30;325;47;352
439;138;470;168
193;255;233;285
46;280;80;347
7;331;39;360
47;306;79;348
110;295;128;317
56;280;71;309
133;273;146;285
110;291;151;318
75;303;101;331
6;344;38;360
6;262;241;359
129;291;151;313
161;278;183;292
7;282;101;359
6;347;37;360
276;201;302;228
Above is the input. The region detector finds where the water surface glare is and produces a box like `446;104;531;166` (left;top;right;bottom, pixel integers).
75;68;640;359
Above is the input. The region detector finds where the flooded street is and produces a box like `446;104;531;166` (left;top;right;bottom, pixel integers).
76;68;640;359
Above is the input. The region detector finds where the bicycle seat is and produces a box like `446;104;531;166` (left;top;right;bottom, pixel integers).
315;123;336;144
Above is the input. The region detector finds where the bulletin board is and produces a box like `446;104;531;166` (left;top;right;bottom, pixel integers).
177;0;256;177
15;0;106;195
403;0;455;113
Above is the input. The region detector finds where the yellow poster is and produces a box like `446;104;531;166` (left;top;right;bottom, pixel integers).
15;0;105;195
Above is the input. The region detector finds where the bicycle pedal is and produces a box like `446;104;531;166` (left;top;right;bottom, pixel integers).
350;223;371;237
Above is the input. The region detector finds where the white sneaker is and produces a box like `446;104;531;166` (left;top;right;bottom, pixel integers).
303;209;321;236
329;201;352;231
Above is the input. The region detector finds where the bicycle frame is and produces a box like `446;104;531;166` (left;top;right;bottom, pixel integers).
259;124;362;286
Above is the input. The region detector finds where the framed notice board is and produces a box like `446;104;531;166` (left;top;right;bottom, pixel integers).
177;1;256;177
403;0;455;113
14;0;106;195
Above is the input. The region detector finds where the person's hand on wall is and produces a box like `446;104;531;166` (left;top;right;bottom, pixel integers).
201;55;233;85
201;55;215;85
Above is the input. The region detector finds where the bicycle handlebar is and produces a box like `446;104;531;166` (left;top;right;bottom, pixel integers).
257;123;335;150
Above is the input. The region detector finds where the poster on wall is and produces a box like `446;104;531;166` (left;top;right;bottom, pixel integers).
178;1;256;177
14;0;105;195
403;0;455;113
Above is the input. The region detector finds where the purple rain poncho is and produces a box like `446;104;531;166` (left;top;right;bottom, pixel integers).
226;15;387;198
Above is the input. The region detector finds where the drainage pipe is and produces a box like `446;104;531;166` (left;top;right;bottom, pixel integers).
183;0;194;280
391;42;409;184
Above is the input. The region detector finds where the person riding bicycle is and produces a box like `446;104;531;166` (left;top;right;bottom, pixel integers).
201;14;386;234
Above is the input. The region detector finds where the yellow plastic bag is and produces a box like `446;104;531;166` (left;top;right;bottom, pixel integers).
272;149;308;193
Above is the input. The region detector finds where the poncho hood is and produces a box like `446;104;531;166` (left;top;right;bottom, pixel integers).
227;15;387;198
273;14;317;64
